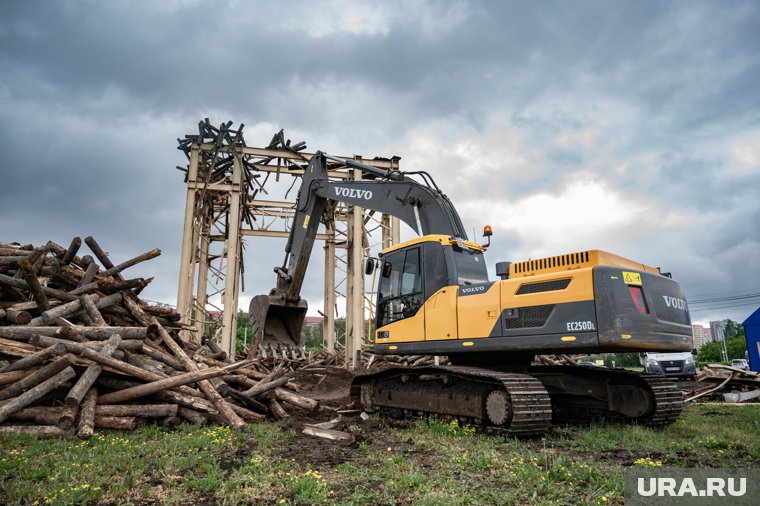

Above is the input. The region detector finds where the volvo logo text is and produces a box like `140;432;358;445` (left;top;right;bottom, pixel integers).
334;187;373;200
461;285;487;294
662;296;688;310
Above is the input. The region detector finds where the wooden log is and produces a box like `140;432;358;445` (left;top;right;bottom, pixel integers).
0;426;73;437
30;292;122;326
0;343;67;373
6;405;64;421
268;398;289;419
0;353;77;401
29;247;52;276
125;353;171;376
80;294;107;326
140;344;185;371
79;261;99;288
78;347;204;398
229;388;270;414
274;388;319;411
95;404;178;418
31;334;141;352
94;416;136;430
0;337;39;358
61;237;82;265
18;258;51;310
66;335;122;406
0;325;150;340
176;406;208;424
0;308;5;320
141;304;179;320
154;319;245;429
47;240;87;269
34;411;64;425
198;362;230;396
0;369;36;386
84;237;124;281
102;248;161;277
4;308;31;324
0;366;76;422
76;387;97;439
228;402;266;422
199;356;299;391
99;277;150;295
98;360;251;404
155;390;219;414
241;374;292;398
58;404;79;430
122;293;153;327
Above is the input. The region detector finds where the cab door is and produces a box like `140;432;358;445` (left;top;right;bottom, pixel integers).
375;247;425;343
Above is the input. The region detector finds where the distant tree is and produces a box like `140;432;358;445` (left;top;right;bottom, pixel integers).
697;341;723;364
726;335;748;360
723;320;745;341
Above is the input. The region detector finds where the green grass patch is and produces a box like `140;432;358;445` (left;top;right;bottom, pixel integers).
1;404;758;505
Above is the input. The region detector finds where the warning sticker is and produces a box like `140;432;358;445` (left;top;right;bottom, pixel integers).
622;271;642;286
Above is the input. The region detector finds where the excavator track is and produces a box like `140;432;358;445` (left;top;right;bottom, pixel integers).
350;366;553;437
527;365;683;427
351;365;683;435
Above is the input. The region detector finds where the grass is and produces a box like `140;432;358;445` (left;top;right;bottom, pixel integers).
1;403;758;505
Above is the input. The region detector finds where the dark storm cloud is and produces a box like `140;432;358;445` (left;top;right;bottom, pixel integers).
1;0;758;323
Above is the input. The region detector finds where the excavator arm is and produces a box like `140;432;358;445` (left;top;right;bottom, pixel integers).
248;151;466;353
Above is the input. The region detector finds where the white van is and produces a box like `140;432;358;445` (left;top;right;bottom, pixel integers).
640;351;697;380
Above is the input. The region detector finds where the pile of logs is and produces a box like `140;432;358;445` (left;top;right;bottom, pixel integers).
0;237;319;438
685;365;760;403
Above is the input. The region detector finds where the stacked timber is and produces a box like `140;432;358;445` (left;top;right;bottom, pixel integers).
0;237;319;438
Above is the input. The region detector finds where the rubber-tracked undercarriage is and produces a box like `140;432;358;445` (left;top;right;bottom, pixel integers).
350;365;683;437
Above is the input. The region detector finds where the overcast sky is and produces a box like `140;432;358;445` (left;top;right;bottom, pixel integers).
1;0;759;326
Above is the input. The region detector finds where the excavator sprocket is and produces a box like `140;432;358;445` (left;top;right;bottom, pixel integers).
351;366;553;437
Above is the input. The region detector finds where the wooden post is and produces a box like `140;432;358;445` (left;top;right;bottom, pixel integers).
177;142;200;340
324;216;336;354
220;153;243;358
346;166;365;369
194;215;211;344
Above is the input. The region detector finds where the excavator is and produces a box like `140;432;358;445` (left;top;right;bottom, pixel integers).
249;152;692;436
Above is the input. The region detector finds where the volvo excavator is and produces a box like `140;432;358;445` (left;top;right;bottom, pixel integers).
249;152;692;436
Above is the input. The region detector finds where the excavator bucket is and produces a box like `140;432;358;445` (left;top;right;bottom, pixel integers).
248;294;307;355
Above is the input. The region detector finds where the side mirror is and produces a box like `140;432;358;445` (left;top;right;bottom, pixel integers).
638;352;646;358
364;258;376;276
691;348;698;356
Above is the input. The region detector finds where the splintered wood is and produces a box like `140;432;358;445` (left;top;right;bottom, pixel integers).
0;237;320;438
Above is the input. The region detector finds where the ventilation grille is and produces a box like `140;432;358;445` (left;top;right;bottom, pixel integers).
505;305;555;329
513;251;591;274
515;278;571;295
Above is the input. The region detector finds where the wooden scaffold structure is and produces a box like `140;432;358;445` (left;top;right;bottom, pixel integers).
174;120;400;367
